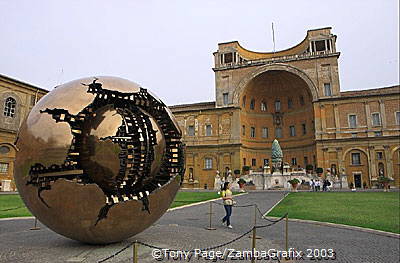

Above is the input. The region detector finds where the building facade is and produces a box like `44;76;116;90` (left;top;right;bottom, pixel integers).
0;74;47;191
171;27;400;189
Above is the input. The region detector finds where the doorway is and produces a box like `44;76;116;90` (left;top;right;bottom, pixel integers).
354;174;362;188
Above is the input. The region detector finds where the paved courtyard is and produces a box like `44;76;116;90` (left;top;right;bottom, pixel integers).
0;191;399;262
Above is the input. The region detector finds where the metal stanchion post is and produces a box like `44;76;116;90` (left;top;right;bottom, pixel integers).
30;217;40;230
133;241;138;263
285;214;288;252
249;205;261;239
251;226;256;263
205;202;216;230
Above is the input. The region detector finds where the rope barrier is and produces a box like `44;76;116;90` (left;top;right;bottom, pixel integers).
0;206;24;212
96;211;288;262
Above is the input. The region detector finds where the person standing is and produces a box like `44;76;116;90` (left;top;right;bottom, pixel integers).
221;182;234;229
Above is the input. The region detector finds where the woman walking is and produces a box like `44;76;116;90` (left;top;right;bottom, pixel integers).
221;182;234;229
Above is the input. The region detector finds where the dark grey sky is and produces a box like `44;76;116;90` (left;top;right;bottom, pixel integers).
0;0;398;105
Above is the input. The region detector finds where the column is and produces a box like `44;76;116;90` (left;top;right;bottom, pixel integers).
384;145;393;179
364;102;371;130
334;104;340;132
368;146;377;181
379;100;387;129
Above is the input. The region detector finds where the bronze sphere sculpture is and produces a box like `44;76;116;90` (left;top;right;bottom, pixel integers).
14;77;184;244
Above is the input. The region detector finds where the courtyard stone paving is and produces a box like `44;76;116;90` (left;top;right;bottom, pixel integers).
0;191;399;262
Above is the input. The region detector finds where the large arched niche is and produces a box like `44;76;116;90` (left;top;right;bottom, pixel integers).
239;67;316;169
233;63;318;105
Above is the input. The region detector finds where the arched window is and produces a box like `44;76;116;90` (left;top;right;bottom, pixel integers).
4;97;16;117
242;96;246;108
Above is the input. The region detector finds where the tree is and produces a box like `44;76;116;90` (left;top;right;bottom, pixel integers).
271;139;283;164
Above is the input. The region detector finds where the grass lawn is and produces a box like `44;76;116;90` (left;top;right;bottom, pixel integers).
267;192;400;234
0;191;234;218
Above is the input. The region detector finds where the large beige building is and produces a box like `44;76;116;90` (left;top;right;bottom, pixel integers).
171;27;400;189
0;74;47;191
0;27;399;191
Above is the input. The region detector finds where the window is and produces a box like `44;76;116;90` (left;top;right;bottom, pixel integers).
4;97;16;117
204;158;212;169
205;125;212;136
315;40;326;52
348;114;357;128
289;125;296;137
0;146;10;154
242;125;245;136
262;127;268;138
242;96;246;108
324;83;332;96
243;158;246;166
299;96;305;106
223;53;233;64
250;127;256;138
377;152;383;160
372;113;381;126
275;127;282;138
288;98;293;109
351;153;361;165
374;131;382;137
291;158;297;166
263;159;269;166
275;100;281;112
223;93;229;105
250;99;255;110
0;163;9;173
396;112;400;125
261;101;267;111
302;123;307;135
251;158;256;167
304;156;308;166
188;125;195;136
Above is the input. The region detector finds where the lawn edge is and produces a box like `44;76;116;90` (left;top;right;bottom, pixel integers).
264;216;400;238
262;191;290;216
168;192;248;211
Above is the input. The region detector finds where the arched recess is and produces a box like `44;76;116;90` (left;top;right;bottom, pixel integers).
233;63;318;105
391;147;400;187
343;148;370;187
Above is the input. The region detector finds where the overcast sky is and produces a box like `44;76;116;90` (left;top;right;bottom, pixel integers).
0;0;398;105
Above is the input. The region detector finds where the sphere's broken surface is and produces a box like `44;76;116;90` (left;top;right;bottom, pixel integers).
14;77;184;244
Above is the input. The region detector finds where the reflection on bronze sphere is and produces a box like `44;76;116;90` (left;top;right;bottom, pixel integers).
14;77;184;244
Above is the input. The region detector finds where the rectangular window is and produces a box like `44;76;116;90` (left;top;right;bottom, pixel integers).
288;98;293;109
250;127;256;138
372;113;381;126
223;93;229;105
324;83;332;96
377;152;383;160
275;127;282;138
351;153;361;165
315;40;326;51
302;123;306;135
204;158;212;169
0;163;9;173
242;125;245;136
349;114;357;128
243;158;246;166
262;127;268;138
261;102;267;111
291;158;297;166
263;159;269;166
251;158;256;167
188;125;195;136
396;112;400;125
205;125;212;136
289;125;296;137
299;96;305;106
275;100;281;112
250;99;255;110
304;156;308;166
223;53;233;64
